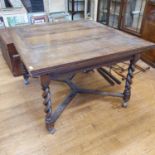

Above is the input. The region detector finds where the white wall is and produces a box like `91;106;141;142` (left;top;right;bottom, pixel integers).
43;0;49;12
94;0;98;21
85;0;98;21
0;0;6;8
44;0;67;13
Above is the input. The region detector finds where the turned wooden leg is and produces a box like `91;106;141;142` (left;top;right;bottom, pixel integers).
20;62;29;85
122;55;140;108
40;75;55;134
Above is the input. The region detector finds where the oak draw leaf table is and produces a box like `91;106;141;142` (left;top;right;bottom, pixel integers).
11;20;155;134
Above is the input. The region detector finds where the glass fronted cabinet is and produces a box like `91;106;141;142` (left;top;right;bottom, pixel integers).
97;0;147;35
122;0;147;34
141;0;155;67
97;0;123;28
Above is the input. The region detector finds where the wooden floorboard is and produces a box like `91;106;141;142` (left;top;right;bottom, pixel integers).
0;51;155;155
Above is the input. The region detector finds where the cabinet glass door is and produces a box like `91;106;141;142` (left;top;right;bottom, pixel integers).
97;0;122;28
109;0;122;28
122;0;147;34
97;0;109;25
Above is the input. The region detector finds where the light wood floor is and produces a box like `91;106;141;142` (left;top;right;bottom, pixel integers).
1;52;155;155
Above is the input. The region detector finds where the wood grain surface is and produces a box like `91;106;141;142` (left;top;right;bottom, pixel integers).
11;20;155;76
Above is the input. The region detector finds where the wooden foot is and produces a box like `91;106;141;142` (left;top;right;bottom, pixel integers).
40;75;54;133
122;102;128;108
20;63;29;85
123;55;140;107
24;75;29;85
46;123;56;134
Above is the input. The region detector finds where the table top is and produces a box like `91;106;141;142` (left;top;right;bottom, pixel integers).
0;29;13;45
11;20;155;76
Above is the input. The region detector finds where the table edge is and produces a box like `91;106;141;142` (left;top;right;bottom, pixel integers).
29;45;155;77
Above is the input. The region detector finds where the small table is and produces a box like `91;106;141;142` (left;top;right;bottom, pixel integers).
11;20;155;134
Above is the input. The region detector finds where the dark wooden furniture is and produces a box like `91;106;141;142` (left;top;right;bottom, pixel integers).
141;0;155;67
97;0;147;35
0;29;22;76
97;0;123;28
11;20;155;134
